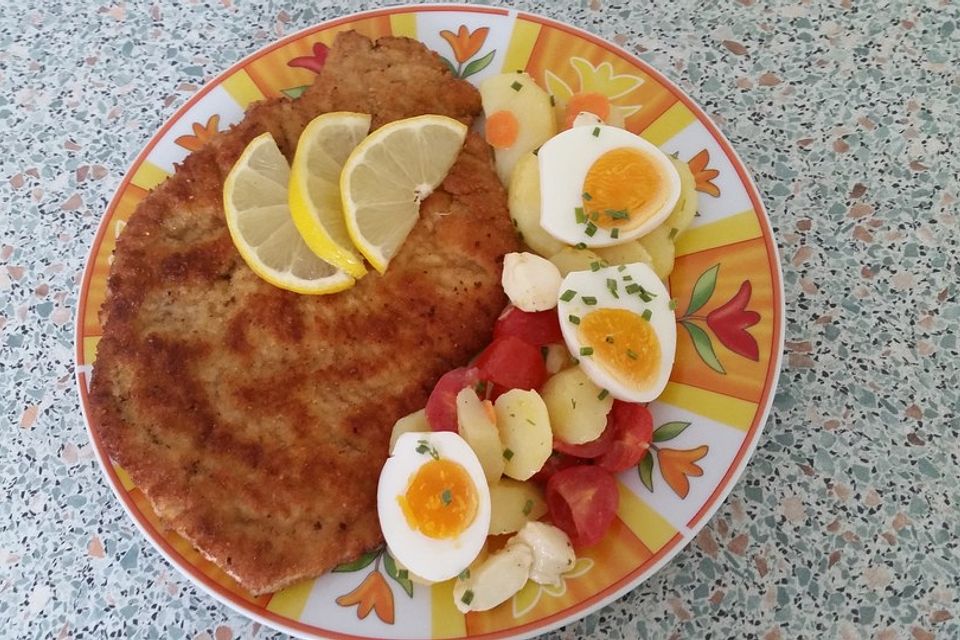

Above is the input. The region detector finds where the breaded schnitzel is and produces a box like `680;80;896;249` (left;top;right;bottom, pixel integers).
89;32;519;595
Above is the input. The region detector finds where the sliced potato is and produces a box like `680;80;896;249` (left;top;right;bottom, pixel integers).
508;153;565;257
544;343;573;374
389;409;429;453
457;388;505;483
548;246;604;277
661;156;698;236
480;73;557;185
488;478;548;535
541;367;614;444
594;240;654;269
494;389;552;480
638;224;676;280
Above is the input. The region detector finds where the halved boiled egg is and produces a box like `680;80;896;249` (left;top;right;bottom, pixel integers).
556;262;676;402
538;123;681;248
378;431;491;583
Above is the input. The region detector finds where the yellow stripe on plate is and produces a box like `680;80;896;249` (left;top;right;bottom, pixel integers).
266;579;314;620
130;161;170;192
617;483;677;552
674;210;762;257
640;101;696;147
113;464;136;491
501;19;541;72
658;382;757;432
82;336;100;367
389;12;417;38
221;70;266;109
431;579;466;638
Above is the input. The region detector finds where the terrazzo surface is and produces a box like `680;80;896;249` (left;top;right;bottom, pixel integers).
2;0;958;638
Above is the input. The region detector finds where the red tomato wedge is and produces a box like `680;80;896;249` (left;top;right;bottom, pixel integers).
425;367;481;432
531;451;587;485
474;335;547;391
596;401;654;473
552;420;615;459
493;306;564;347
546;465;619;548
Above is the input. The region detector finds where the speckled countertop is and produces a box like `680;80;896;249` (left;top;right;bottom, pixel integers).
2;0;958;638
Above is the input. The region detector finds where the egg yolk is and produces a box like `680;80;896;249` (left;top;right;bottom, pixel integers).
582;147;669;230
398;459;478;539
579;308;661;388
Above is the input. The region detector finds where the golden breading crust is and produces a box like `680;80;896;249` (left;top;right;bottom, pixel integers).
89;32;518;595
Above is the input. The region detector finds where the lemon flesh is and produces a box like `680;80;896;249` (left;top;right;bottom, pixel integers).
223;132;354;295
288;112;371;278
341;115;468;273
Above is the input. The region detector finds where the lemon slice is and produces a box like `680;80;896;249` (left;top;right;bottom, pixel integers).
341;115;468;273
223;132;354;295
289;112;371;278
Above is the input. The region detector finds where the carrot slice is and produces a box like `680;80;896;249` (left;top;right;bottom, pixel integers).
485;110;520;149
564;92;612;129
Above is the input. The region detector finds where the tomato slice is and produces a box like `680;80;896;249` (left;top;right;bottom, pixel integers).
493;306;564;347
474;335;547;391
546;465;619;548
596;401;654;473
552;420;615;459
530;451;587;485
425;367;481;432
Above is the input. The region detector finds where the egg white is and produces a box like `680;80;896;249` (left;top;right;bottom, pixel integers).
377;431;491;583
556;262;676;402
538;124;681;248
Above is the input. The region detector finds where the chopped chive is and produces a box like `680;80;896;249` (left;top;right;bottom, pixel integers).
458;568;470;581
605;335;615;344
571;357;580;365
540;345;549;360
416;440;439;460
568;314;581;325
574;207;586;224
610;228;620;239
590;261;602;272
526;418;536;425
592;126;600;137
585;222;598;237
398;569;409;579
642;309;653;321
511;81;523;91
669;227;679;239
560;289;576;302
617;265;627;272
606;278;619;298
590;211;600;221
571;398;577;409
625;283;641;294
580;346;594;356
503;448;514;461
549;94;556;106
627;349;639;360
474;380;487;395
441;489;453;506
461;590;475;605
575;242;587;250
669;298;678;310
634;286;655;302
582;296;598;305
533;147;539;156
582;192;592;201
623;274;633;281
609;210;630;220
522;499;534;516
598;389;609;400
